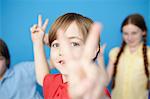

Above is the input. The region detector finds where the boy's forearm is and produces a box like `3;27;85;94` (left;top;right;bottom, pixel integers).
33;42;49;86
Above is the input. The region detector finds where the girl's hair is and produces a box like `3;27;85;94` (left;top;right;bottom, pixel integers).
48;13;100;61
112;13;149;90
0;38;10;68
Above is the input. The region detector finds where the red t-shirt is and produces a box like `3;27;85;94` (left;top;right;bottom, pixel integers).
43;74;111;99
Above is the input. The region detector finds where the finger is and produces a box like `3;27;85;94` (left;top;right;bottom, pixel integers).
30;27;33;33
36;27;44;35
80;23;103;84
100;43;106;55
42;19;49;31
82;23;102;61
43;33;49;45
57;29;73;62
30;24;38;33
33;24;38;29
38;15;42;27
97;51;105;70
97;54;109;86
31;27;44;35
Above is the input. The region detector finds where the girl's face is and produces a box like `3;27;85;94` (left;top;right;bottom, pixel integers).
0;56;7;80
50;22;84;75
122;24;145;48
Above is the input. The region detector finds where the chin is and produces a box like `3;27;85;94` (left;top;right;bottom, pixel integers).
57;68;67;75
61;73;67;75
130;43;138;47
127;42;135;47
59;69;67;74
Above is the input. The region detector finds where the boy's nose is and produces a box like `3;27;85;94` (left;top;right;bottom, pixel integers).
58;49;63;56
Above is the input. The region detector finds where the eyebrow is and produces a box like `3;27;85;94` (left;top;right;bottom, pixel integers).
68;36;84;41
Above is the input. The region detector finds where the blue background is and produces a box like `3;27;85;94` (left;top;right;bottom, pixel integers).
0;0;150;94
0;0;150;66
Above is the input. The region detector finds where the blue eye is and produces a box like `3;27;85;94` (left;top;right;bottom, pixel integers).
51;43;59;48
71;42;80;47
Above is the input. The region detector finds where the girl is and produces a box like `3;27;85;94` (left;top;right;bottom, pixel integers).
107;13;150;99
30;13;111;99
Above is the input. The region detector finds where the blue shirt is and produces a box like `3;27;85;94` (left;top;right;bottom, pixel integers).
0;61;43;99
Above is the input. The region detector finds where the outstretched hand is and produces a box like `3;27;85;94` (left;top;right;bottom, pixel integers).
57;23;108;99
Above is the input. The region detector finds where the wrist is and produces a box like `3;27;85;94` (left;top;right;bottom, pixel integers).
33;41;44;47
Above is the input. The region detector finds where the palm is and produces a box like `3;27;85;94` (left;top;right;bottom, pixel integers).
58;23;108;99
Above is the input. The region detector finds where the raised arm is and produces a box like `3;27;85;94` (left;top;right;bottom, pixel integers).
30;15;49;86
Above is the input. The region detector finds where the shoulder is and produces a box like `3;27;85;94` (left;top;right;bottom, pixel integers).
13;61;34;72
13;61;35;79
109;47;120;54
43;74;62;97
109;47;120;58
108;47;120;63
43;74;61;84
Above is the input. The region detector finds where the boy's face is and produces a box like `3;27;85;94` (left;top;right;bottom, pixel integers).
50;22;84;75
0;56;7;80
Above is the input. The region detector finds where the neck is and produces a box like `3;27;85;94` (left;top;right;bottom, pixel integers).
62;74;68;83
129;43;142;53
129;47;138;53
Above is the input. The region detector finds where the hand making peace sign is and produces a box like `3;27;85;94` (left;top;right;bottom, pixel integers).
57;23;109;99
30;15;49;45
